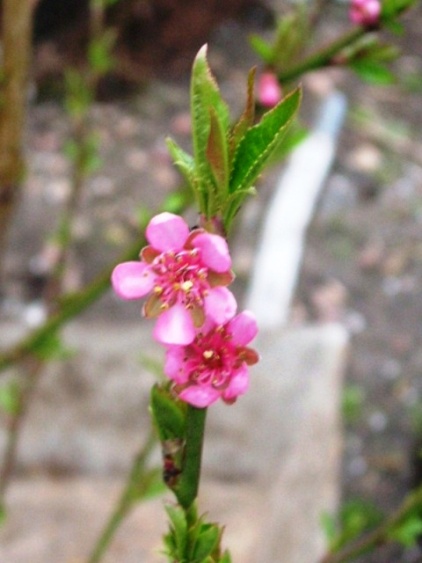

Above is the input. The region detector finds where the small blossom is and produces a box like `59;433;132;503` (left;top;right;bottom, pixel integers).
349;0;381;26
111;212;236;345
257;72;282;108
163;311;259;408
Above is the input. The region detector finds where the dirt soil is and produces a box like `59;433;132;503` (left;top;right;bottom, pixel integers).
1;2;422;562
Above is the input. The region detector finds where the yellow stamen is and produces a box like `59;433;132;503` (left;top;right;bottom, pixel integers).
203;350;214;360
154;286;163;295
181;280;193;292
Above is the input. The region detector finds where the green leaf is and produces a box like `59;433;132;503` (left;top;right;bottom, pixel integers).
165;504;188;558
229;67;256;161
150;384;187;442
229;87;301;195
190;45;230;215
191;524;220;560
206;107;229;196
249;34;273;64
0;381;21;416
381;0;416;19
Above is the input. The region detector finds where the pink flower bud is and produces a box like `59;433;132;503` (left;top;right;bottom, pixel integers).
257;72;282;108
349;0;381;26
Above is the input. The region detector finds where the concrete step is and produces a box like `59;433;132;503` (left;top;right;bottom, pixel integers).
0;320;348;562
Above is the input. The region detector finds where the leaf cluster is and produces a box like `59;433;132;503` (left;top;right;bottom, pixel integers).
163;503;232;563
167;45;300;233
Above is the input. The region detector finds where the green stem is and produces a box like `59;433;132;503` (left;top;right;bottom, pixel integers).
174;406;207;510
87;430;157;563
278;26;366;84
319;485;422;563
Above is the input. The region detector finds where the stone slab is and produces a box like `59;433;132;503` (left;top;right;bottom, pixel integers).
0;319;348;562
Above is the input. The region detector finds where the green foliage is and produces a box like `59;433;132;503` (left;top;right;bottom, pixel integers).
0;380;21;416
344;36;399;85
322;498;384;553
64;69;93;118
388;512;422;547
32;332;73;362
381;0;417;21
150;384;187;442
88;32;116;74
342;384;365;424
0;502;6;528
64;133;101;175
163;503;228;562
126;465;166;503
167;45;300;232
249;5;309;72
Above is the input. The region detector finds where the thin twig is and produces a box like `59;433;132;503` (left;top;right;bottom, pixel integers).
87;430;158;563
319;485;422;563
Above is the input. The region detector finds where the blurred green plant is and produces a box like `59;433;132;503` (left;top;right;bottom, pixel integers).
342;384;366;424
321;498;384;554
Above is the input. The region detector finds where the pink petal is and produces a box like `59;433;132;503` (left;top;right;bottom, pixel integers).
111;262;155;299
204;287;237;325
227;310;258;346
153;303;195;345
192;232;232;273
146;212;189;253
164;347;189;384
223;365;249;402
179;385;221;408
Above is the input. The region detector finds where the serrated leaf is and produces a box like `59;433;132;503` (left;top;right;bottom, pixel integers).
190;45;230;214
230;67;256;160
150;384;187;441
191;524;220;560
206;107;229;195
229;88;301;195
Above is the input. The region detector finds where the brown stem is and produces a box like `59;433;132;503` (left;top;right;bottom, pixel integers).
0;357;43;500
0;0;33;270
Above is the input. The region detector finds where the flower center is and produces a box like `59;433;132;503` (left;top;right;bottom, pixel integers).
187;329;237;389
151;249;209;308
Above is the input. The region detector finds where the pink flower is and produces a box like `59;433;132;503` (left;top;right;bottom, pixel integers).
257;72;282;108
163;311;259;408
111;212;236;345
349;0;381;26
